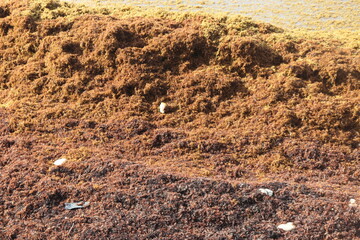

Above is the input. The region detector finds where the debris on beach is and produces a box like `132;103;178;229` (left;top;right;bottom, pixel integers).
159;102;167;114
258;188;274;197
54;158;67;166
349;199;357;208
64;201;90;210
277;222;296;231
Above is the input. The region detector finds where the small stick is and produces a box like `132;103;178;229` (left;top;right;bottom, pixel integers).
68;223;75;235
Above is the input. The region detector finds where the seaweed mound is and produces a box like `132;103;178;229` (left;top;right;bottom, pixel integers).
0;0;359;239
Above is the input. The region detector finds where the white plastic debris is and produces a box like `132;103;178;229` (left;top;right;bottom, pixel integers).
64;201;90;210
258;188;274;197
54;158;67;166
159;102;167;114
277;222;296;231
349;199;357;208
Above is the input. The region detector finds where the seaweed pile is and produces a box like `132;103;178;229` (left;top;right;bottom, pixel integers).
0;0;359;239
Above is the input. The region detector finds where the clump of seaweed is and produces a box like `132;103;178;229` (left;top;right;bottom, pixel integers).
0;0;359;179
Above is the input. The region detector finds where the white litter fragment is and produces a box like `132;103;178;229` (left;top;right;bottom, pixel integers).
349;199;357;208
277;222;296;231
64;201;90;210
54;158;67;166
258;188;274;197
159;102;167;114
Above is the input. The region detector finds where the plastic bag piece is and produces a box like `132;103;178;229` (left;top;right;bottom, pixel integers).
277;222;296;231
64;201;90;210
258;188;274;197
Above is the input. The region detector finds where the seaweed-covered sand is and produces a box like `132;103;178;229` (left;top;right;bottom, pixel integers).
0;0;359;239
65;0;360;31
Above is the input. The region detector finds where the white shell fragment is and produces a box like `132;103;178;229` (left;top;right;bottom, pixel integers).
64;201;90;210
277;222;296;231
349;199;357;208
159;102;167;114
258;188;274;197
54;158;67;166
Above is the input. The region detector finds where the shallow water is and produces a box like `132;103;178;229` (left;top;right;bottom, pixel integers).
63;0;360;31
